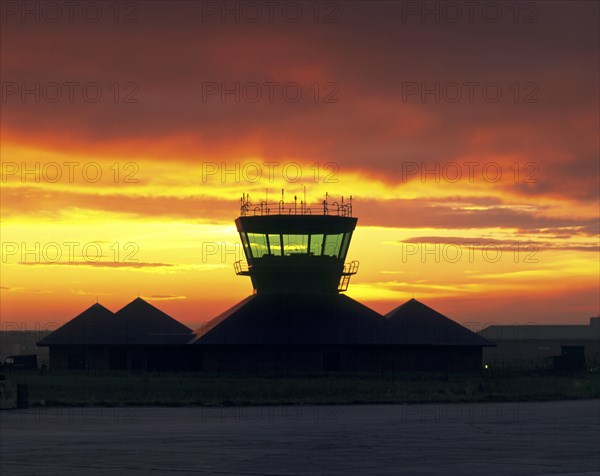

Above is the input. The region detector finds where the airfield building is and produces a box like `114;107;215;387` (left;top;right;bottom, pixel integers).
38;194;493;372
479;318;600;370
37;299;193;371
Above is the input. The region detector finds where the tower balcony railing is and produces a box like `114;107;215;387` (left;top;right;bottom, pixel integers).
338;260;359;292
235;259;358;274
234;260;250;275
342;260;359;276
240;193;352;217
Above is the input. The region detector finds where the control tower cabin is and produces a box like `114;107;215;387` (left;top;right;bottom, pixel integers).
234;193;359;294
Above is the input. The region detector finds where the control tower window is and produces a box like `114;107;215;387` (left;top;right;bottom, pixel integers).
247;233;268;258
244;232;349;258
240;232;250;257
268;234;282;256
340;232;352;258
310;234;324;255
323;233;344;257
283;234;308;255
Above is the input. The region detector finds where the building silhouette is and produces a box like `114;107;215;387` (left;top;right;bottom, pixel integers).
479;317;600;370
37;299;193;371
38;194;493;372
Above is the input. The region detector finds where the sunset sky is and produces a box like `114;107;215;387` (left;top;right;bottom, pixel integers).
1;1;598;330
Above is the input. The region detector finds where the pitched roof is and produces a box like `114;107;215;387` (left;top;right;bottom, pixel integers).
37;303;115;346
190;293;387;345
385;299;494;346
37;298;192;346
478;324;599;341
110;298;193;345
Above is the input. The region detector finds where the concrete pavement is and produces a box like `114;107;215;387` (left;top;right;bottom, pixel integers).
1;400;599;475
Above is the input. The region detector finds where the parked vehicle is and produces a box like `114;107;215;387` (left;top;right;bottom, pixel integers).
1;354;38;370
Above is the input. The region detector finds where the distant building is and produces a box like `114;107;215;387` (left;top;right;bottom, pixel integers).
1;330;50;367
478;317;600;369
38;195;493;373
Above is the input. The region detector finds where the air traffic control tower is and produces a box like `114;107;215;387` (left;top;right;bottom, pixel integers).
190;192;491;372
233;192;359;294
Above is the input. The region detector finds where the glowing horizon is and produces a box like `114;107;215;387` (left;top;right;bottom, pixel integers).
1;1;598;329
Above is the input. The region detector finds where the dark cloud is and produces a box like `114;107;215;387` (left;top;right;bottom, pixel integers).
400;236;599;253
18;261;174;268
357;198;598;235
0;186;236;222
2;186;597;238
1;1;598;203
